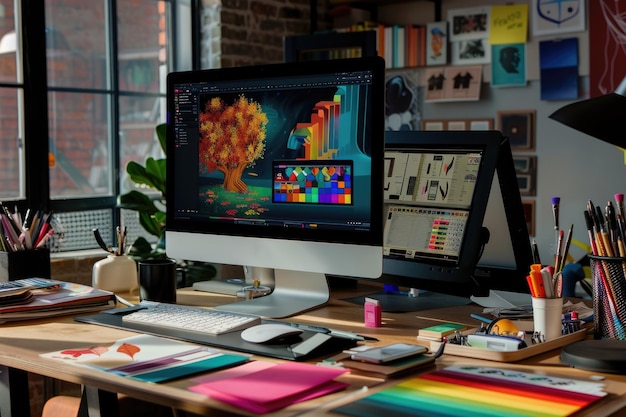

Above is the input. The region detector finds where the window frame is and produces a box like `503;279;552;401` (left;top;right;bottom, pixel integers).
2;0;200;250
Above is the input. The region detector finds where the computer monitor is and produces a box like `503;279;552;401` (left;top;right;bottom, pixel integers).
368;130;533;311
165;56;386;318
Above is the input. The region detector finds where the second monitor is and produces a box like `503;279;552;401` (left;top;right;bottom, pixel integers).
367;130;533;312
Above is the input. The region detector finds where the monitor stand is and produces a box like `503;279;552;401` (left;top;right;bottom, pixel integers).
192;266;275;296
213;269;329;318
470;289;532;308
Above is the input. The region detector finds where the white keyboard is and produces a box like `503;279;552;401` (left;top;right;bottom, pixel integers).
121;302;261;335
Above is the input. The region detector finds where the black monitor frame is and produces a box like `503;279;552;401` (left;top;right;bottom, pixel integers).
369;130;533;310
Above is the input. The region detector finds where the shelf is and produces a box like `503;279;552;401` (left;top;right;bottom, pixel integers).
316;0;442;32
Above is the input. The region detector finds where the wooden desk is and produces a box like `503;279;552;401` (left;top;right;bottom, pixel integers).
2;283;626;417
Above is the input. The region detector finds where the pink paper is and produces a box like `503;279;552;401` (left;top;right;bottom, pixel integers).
191;360;274;383
189;361;348;413
195;380;348;413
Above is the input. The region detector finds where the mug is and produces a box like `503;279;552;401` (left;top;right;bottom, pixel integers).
138;259;184;303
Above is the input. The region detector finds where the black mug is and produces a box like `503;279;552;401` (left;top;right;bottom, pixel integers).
138;259;184;303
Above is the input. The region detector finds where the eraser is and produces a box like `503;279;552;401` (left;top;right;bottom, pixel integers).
364;299;382;328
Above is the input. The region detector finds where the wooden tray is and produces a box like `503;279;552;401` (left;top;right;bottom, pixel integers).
419;327;591;362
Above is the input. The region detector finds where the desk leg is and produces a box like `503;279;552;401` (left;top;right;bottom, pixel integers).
78;386;120;417
0;366;31;417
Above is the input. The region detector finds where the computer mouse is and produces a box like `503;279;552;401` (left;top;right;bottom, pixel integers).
240;324;303;344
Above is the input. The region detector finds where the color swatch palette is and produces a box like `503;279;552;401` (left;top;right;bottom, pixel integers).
273;162;352;204
334;365;606;417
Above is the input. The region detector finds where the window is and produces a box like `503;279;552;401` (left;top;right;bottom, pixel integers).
0;0;193;252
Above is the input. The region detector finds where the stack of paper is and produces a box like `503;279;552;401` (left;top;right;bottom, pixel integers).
0;279;116;322
189;361;349;413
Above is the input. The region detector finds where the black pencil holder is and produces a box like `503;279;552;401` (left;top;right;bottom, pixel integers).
589;255;626;340
0;248;51;282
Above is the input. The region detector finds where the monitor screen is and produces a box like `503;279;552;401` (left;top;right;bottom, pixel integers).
165;57;385;318
370;130;532;311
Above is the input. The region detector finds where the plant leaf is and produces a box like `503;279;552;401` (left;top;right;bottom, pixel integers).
118;190;159;214
156;123;167;154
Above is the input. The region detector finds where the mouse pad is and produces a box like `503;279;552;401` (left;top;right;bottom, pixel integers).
76;311;357;361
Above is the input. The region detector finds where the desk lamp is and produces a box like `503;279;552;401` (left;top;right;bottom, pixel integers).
549;76;626;148
550;76;626;374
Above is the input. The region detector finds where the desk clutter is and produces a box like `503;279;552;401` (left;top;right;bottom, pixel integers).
414;304;593;363
0;278;115;322
41;333;353;414
41;332;612;416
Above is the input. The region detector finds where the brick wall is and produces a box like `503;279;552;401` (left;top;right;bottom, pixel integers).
219;0;329;67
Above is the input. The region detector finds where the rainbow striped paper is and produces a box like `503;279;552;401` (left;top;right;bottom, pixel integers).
334;366;606;417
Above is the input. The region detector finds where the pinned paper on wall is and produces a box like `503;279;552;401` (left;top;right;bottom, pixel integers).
539;38;579;100
489;4;528;44
532;0;586;36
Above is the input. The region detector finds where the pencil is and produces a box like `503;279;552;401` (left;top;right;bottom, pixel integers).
559;224;573;272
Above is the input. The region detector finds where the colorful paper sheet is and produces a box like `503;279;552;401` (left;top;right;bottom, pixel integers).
189;361;349;413
489;4;528;44
333;365;606;417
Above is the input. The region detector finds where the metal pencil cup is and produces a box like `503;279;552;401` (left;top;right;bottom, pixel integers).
589;255;626;339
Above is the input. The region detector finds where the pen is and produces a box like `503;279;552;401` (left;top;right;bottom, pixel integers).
616;193;625;235
264;320;330;334
329;329;379;342
584;210;598;256
559;224;573;272
531;239;541;265
553;230;564;272
551;196;560;241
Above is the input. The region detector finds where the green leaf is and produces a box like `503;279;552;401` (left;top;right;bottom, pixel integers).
156;124;167;155
138;211;163;237
118;190;159;214
144;157;166;195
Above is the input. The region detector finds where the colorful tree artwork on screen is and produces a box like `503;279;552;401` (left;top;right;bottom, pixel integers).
198;95;268;193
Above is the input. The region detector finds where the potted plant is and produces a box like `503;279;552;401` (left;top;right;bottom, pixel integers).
118;124;167;259
118;124;216;284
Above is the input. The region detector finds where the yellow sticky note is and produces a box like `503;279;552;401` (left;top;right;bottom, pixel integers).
490;4;528;45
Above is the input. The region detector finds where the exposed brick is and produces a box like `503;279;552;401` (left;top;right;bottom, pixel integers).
219;0;325;67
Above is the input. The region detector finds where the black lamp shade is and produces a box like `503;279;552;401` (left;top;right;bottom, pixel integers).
549;77;626;148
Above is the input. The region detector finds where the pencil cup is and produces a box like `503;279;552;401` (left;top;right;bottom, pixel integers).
589;255;626;340
532;296;563;341
138;258;183;303
0;248;51;282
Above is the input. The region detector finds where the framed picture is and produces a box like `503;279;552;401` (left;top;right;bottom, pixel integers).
513;155;536;196
497;110;535;151
425;65;483;103
451;38;491;65
422;118;493;131
513;155;536;174
448;6;490;42
522;200;535;236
